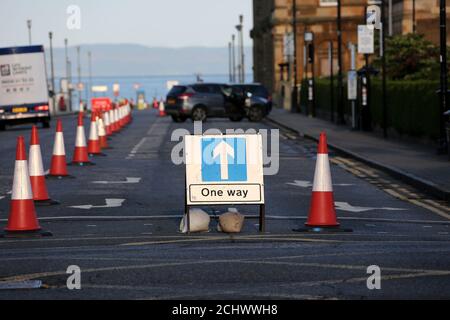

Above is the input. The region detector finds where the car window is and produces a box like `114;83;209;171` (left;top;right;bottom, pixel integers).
168;86;186;96
192;85;210;93
208;85;223;94
245;86;269;97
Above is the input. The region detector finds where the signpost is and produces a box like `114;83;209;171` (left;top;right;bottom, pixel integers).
357;25;375;54
113;83;120;98
185;134;265;232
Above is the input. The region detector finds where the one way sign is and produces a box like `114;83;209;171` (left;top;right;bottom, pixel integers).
201;137;247;182
185;134;265;205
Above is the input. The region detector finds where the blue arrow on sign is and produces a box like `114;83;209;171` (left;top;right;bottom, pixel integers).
201;137;247;182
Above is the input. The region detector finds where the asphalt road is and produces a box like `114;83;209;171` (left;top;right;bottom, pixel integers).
0;109;449;300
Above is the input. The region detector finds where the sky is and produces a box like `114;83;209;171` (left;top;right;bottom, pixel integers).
0;0;253;49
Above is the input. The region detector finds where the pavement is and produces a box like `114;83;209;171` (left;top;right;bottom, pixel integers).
0;109;449;299
267;108;450;202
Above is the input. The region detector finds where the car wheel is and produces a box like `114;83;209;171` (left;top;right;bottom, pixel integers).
0;123;5;131
248;106;264;122
171;115;187;123
226;103;244;122
192;107;207;122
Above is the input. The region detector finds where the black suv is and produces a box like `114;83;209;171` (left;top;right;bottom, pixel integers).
165;83;267;122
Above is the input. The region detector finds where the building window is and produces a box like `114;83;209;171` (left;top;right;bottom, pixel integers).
319;0;337;6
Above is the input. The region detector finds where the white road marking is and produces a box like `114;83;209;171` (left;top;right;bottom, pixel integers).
127;137;148;159
70;198;125;210
286;180;354;188
335;202;407;213
92;177;141;185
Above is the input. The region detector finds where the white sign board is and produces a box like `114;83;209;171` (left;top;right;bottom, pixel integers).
185;134;265;205
347;70;357;100
358;25;375;54
92;85;108;93
0;46;49;107
283;33;294;58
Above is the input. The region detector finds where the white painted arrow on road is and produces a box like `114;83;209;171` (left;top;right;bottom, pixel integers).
335;202;407;213
213;141;234;180
70;198;125;210
286;180;354;188
92;177;142;185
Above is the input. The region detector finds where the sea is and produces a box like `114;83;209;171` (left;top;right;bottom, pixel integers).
58;74;251;109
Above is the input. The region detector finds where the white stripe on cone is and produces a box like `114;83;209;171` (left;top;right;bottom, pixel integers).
76;126;87;147
89;118;98;140
52;132;66;156
29;145;45;177
312;154;333;192
104;112;110;128
98;118;106;137
12;160;33;200
115;109;119;124
111;110;116;126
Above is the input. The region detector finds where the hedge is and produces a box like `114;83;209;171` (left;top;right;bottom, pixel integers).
300;78;443;140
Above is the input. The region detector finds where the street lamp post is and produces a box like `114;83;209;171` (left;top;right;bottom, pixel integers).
235;22;243;83
64;39;72;112
438;0;448;154
88;51;93;111
381;0;388;139
77;46;82;108
329;41;334;122
228;42;232;83
292;0;299;113
337;0;345;124
27;20;32;45
49;32;56;115
232;35;236;83
239;15;245;83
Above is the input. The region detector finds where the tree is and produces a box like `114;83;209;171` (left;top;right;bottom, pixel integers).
374;33;447;81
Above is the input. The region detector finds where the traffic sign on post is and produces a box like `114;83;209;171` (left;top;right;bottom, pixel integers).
358;25;375;54
185;134;266;232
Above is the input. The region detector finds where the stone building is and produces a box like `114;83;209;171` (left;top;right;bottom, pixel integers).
251;0;450;110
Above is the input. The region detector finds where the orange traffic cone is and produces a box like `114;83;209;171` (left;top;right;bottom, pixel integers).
72;112;95;166
3;137;52;238
98;115;111;149
294;133;351;233
104;110;112;136
88;112;106;157
117;107;123;130
159;101;166;117
48;120;74;179
111;108;119;133
29;126;59;206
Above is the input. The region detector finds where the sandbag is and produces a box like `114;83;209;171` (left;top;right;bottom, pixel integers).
179;209;210;233
218;209;245;233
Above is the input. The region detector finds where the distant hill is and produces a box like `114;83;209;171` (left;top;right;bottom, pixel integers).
44;44;253;77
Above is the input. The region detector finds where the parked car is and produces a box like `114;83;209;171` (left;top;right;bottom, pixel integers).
165;83;268;123
231;83;272;116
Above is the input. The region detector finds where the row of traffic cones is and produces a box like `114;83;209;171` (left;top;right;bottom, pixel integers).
2;104;132;238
